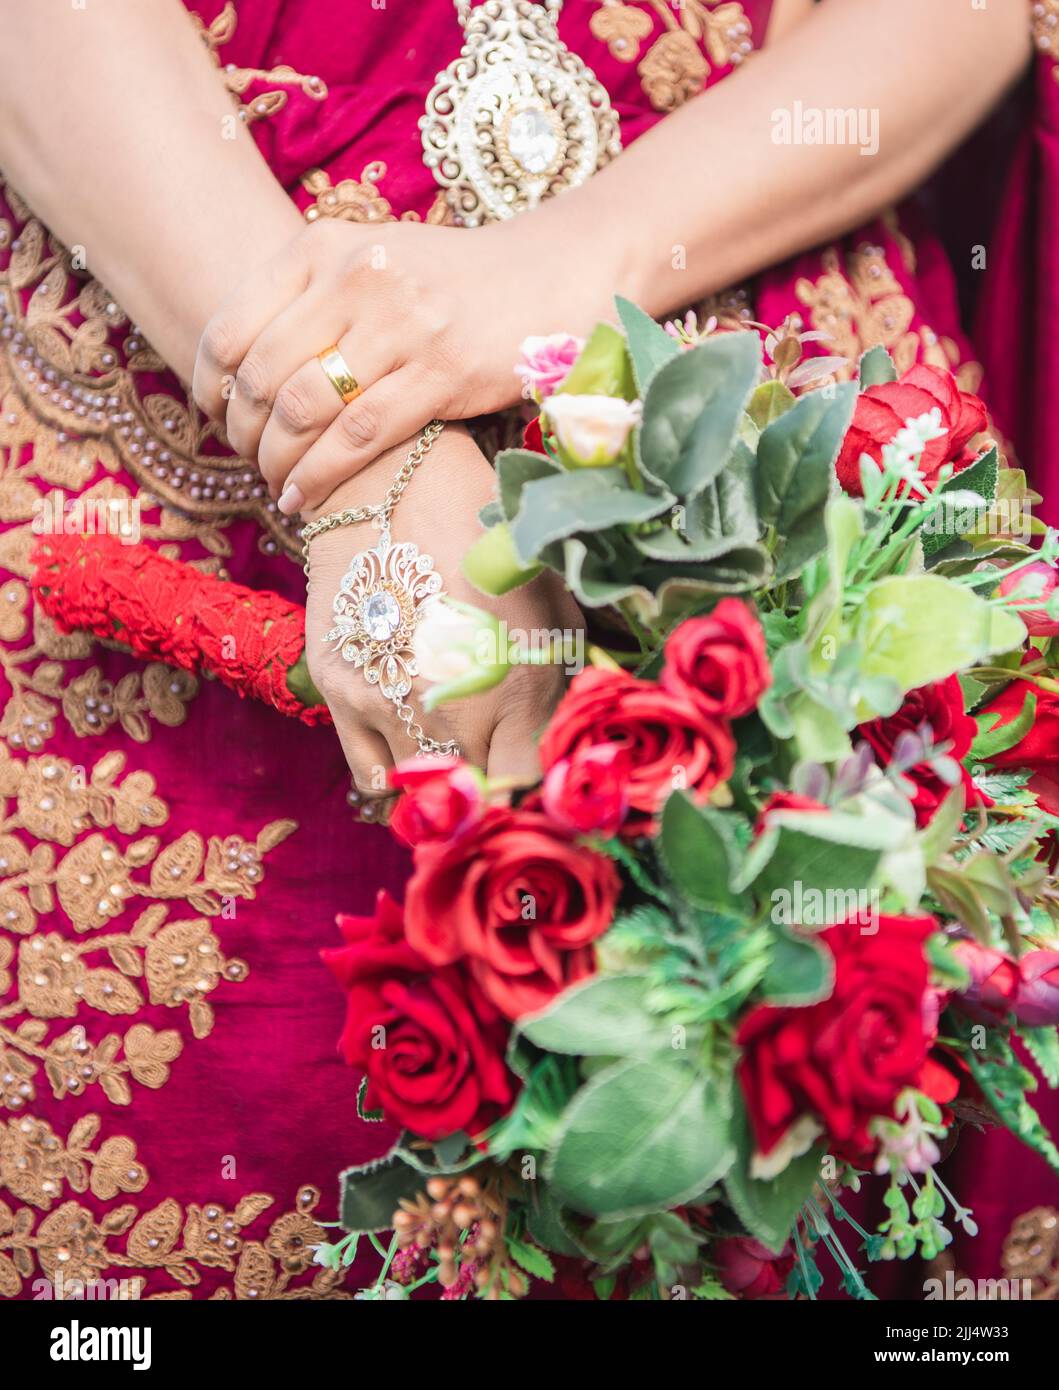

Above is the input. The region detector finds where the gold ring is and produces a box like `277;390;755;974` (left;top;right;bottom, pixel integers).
317;344;362;405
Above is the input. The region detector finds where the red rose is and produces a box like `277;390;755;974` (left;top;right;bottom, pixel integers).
389;756;483;847
752;791;827;838
856;676;983;827
541;743;631;838
661;600;771;718
835;363;987;496
951;940;1020;1021
523;416;546;454
404;808;620;1020
321;892;514;1141
737;915;939;1164
980;677;1059;802
538;668;735;834
715;1237;794;1300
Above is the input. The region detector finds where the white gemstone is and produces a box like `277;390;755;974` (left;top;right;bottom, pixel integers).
362;591;401;641
506;107;558;174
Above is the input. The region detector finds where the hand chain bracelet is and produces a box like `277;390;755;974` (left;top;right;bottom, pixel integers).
301;420;459;759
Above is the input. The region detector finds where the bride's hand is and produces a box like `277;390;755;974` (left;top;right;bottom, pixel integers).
191;216;598;515
304;425;582;792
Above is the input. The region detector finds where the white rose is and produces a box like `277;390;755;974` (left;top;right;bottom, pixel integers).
542;394;642;467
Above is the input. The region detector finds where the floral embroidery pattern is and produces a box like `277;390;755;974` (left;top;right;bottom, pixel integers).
1032;1;1059;77
590;0;753;111
793;242;982;393
302;165;455;227
0;740;295;1109
0;1114;350;1300
194;2;329;126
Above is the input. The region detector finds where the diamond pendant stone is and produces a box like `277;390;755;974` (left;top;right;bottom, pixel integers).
362;591;401;641
506;106;559;174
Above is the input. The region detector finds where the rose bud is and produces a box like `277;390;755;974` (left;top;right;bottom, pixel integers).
514;333;583;402
1013;950;1059;1026
389;756;485;847
661;600;771;719
752;791;827;838
542;394;642;467
413;598;509;710
998;561;1059;637
462;521;542;596
715;1237;794;1300
951;940;1020;1020
542;743;631;837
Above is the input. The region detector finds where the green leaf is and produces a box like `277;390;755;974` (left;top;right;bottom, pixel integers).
557;322;636;400
639;332;761;498
496;448;562;521
761;926;835;1006
659;791;745;911
755;384;858;582
858;345;898;387
971;690;1036;762
616;295;681;394
525;1185;584;1257
741;808;901;913
517;973;672;1058
1023;1027;1059;1088
507;1237;556;1283
747;380;796;430
724;1095;822;1252
510;467;673;563
631;438;759;562
852;575;1025;704
356;1077;383;1123
547;1058;735;1219
339;1147;423;1234
961;1028;1059;1174
922;446;1001;561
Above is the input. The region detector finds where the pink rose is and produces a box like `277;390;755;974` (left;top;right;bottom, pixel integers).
998;562;1059;637
514;334;583;402
389;757;484;847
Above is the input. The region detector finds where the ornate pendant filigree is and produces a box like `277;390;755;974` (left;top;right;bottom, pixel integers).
421;0;621;226
323;528;443;702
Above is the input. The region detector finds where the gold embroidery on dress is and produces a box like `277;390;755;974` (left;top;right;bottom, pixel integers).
793;239;983;390
1031;0;1059;79
590;0;753;111
0;738;295;1107
1001;1205;1059;1299
193;2;329;126
302;165;457;227
0;1114;350;1300
0;190;303;559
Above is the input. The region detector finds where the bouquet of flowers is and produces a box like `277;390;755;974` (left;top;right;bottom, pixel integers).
34;304;1059;1301
324;303;1059;1300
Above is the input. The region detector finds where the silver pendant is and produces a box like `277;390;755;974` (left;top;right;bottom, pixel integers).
323;526;444;703
421;0;621;226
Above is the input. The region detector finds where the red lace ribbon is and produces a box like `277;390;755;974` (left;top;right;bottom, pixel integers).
31;533;330;726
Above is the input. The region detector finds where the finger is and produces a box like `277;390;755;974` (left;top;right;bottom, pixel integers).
279;367;439;515
334;723;394;797
192;233;311;422
256;329;402;497
486;713;543;783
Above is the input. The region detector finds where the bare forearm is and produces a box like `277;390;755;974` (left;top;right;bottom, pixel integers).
510;0;1031;322
0;0;303;379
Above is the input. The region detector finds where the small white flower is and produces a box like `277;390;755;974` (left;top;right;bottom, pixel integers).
542;394;642;467
412;599;508;710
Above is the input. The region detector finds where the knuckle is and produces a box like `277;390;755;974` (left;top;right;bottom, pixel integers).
200;316;239;370
336;399;380;452
273;380;316;435
234;355;273;412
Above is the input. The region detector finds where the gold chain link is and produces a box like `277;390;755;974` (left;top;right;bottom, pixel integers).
300;419;446;574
